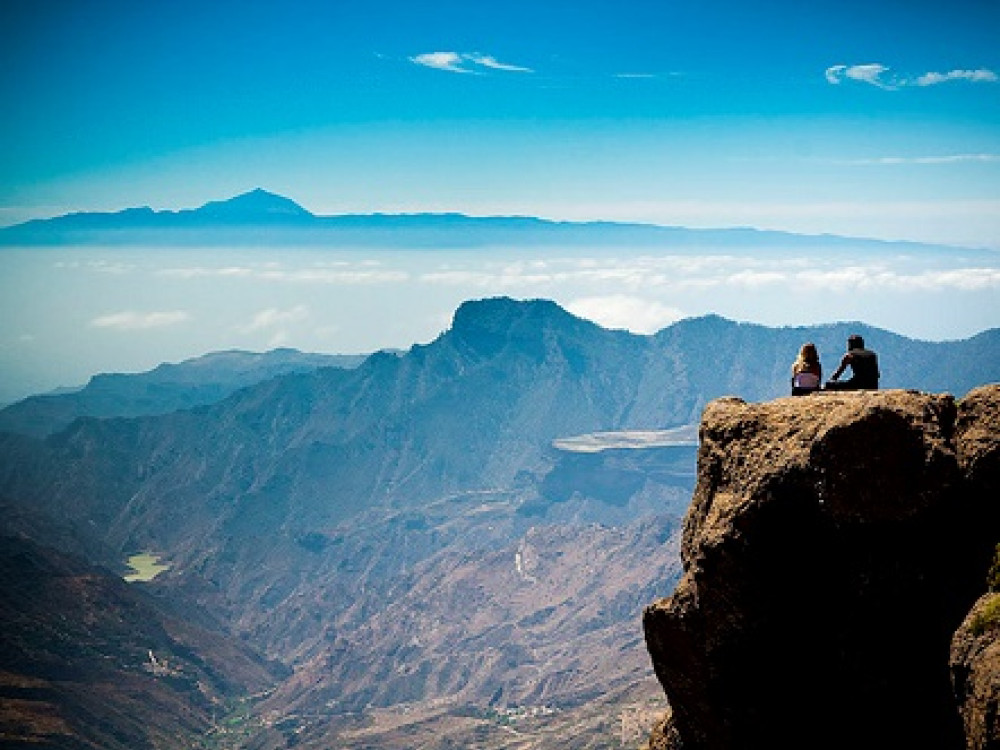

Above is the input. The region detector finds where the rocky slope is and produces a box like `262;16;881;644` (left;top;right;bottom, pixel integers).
643;385;1000;750
952;591;1000;750
0;348;368;438
2;299;1000;748
0;535;283;750
950;384;1000;750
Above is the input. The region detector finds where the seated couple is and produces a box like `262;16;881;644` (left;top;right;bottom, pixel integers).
791;335;880;396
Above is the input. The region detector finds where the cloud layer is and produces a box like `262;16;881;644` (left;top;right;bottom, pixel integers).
146;254;1000;297
839;154;1000;166
158;263;407;284
241;305;309;334
415;255;1000;295
565;295;685;334
90;310;192;330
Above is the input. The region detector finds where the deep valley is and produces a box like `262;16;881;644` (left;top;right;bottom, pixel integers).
2;297;998;748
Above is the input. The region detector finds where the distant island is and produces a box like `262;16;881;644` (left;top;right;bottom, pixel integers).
0;188;981;253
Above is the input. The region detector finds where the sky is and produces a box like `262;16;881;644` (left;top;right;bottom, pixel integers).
3;0;999;245
1;0;999;402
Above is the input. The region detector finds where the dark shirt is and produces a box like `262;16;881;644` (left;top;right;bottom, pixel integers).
844;348;879;389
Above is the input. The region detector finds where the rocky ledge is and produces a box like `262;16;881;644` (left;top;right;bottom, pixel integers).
643;385;1000;750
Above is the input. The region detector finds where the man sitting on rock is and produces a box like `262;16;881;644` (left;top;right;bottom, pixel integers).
826;334;880;390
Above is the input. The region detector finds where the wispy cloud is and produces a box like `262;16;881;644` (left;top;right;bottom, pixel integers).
157;264;408;284
240;305;310;348
410;51;533;74
54;259;135;274
258;268;409;284
241;305;309;334
838;153;1000;166
793;266;1000;293
90;310;191;330
565;295;685;334
917;69;999;86
411;52;470;74
466;54;532;73
826;63;998;89
825;63;896;89
157;265;255;279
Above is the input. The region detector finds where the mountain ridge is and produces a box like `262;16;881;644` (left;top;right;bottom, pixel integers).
2;297;999;748
1;188;988;253
5;301;998;440
0;347;373;438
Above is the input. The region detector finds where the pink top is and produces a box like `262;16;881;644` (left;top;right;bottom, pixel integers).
793;371;820;389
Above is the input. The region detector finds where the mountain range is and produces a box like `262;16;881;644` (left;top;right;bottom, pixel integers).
0;348;372;438
1;297;998;748
0;188;984;253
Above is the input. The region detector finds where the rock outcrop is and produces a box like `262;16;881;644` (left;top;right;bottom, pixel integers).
950;385;1000;749
643;386;1000;750
952;592;1000;749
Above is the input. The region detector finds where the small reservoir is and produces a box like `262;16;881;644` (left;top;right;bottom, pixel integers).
124;552;171;582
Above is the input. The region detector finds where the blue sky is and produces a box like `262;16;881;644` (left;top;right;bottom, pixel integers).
1;1;999;402
3;0;999;246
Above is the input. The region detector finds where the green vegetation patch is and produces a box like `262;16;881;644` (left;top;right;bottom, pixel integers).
970;594;1000;637
987;542;1000;593
124;552;171;582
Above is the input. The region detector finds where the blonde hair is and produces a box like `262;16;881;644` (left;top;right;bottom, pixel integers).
793;342;820;373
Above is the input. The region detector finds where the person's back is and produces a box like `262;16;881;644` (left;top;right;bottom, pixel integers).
791;342;822;395
847;346;879;389
826;334;880;390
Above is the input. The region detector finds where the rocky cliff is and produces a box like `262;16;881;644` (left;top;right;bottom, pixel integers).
3;299;1000;748
643;385;1000;750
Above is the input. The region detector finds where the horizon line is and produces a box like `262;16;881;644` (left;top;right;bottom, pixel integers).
1;187;992;252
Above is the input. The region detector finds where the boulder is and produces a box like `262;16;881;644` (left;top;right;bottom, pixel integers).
644;386;1000;750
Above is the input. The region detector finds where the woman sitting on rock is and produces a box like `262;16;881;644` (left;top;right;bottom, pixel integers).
791;342;822;396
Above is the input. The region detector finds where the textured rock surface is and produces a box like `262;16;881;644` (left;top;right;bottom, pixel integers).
643;385;1000;750
952;593;1000;750
950;386;1000;750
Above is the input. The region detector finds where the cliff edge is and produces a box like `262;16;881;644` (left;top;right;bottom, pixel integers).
643;385;1000;750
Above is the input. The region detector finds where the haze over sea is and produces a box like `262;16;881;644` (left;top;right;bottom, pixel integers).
2;230;998;405
2;1;998;402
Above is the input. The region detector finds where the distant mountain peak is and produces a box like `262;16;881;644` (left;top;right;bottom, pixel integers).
193;188;313;220
0;189;984;254
451;297;577;335
446;297;605;358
